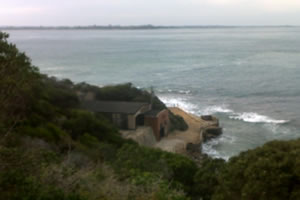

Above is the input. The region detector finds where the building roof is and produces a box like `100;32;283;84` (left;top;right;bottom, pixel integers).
81;100;150;114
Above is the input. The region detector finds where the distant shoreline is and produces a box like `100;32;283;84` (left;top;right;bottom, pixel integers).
0;25;298;30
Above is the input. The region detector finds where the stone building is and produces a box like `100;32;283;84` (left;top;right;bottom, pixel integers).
144;109;169;141
82;100;169;141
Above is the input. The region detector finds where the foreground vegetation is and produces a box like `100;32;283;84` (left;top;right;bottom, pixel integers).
1;31;300;200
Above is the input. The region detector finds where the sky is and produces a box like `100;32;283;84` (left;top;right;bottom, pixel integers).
1;0;300;26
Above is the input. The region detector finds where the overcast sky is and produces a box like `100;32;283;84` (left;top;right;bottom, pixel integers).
1;0;300;26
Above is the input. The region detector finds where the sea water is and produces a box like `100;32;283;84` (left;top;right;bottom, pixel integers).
4;27;300;160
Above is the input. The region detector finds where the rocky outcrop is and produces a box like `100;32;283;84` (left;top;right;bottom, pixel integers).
201;115;222;142
201;115;219;126
202;126;223;142
185;143;213;166
201;115;214;121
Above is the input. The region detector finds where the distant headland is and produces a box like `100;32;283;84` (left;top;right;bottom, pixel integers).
0;25;296;30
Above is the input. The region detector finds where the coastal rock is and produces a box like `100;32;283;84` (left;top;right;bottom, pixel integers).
202;126;223;142
186;142;202;154
185;142;204;166
201;115;219;126
201;115;213;121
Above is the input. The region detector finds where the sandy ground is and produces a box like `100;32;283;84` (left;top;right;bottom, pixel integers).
155;107;216;153
120;127;157;147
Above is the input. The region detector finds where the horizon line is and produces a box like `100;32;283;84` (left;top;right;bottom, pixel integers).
1;24;299;30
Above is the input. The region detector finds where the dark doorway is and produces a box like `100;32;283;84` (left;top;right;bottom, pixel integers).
136;114;144;126
121;114;128;129
160;126;165;138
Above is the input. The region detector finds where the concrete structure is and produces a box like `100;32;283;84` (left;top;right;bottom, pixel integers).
144;109;169;141
81;100;169;141
82;100;151;129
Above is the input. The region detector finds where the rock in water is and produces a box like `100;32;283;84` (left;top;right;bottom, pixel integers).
201;115;213;121
201;115;219;126
202;126;223;142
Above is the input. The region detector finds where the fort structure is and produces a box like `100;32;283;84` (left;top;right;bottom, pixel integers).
82;100;169;141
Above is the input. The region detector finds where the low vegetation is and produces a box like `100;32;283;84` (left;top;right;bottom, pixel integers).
1;31;300;200
212;140;300;200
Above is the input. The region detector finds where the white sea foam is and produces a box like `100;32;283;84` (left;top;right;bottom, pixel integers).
158;88;191;95
199;105;233;115
229;112;288;124
178;90;191;94
219;134;236;144
202;139;230;161
160;95;288;126
159;95;234;117
158;96;197;114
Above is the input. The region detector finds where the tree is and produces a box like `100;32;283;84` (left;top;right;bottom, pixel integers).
193;157;225;200
212;139;300;200
0;32;39;136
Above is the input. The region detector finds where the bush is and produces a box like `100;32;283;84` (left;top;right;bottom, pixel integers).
63;110;122;144
79;133;100;148
169;113;188;132
193;157;225;200
212;139;300;200
0;32;40;134
18;123;67;143
43;78;79;109
113;143;198;195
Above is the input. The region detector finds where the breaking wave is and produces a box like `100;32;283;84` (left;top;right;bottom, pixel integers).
158;96;289;125
198;105;233;116
202;138;230;161
229;112;288;124
158;96;197;114
157;88;191;95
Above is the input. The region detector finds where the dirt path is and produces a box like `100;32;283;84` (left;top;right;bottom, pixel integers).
155;107;215;153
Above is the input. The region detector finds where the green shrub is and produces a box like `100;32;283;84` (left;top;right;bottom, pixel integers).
97;142;119;162
63;110;125;146
193;157;225;200
113;143;197;195
212;139;300;200
19;123;67;143
0;32;40;133
169;113;188;132
79;133;100;148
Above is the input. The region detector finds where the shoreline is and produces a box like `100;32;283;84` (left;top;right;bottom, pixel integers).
155;107;219;155
120;106;222;163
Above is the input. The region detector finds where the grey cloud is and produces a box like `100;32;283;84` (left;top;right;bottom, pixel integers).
1;0;300;26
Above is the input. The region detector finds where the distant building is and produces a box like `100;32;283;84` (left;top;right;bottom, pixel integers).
82;100;169;141
144;109;169;141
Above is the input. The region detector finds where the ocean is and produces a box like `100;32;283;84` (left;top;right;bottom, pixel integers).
4;27;300;160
